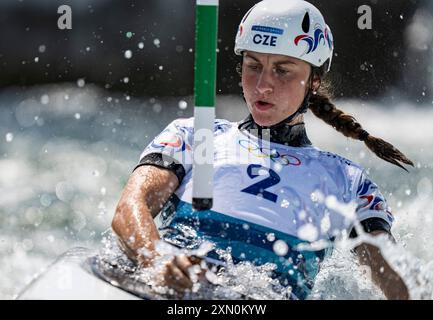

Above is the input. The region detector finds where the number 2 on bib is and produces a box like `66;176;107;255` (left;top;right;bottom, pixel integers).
241;164;281;202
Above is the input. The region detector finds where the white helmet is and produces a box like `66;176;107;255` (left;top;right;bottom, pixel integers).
234;0;334;72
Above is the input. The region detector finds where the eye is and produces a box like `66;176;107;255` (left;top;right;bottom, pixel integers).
247;64;260;71
275;68;289;75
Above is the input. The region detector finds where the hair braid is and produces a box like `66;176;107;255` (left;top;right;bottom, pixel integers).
308;90;414;172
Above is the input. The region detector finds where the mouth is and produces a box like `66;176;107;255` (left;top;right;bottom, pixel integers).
253;100;274;111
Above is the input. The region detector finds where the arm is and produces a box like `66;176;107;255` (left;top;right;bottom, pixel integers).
111;165;179;266
354;230;409;300
112;164;205;291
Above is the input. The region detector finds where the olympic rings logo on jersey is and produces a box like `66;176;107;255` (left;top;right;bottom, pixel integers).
238;139;301;166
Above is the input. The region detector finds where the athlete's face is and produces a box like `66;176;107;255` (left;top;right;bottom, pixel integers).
241;51;313;127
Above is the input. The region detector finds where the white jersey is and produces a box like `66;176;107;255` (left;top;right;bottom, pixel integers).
138;117;393;299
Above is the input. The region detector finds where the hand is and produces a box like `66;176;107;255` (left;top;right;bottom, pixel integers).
159;255;208;292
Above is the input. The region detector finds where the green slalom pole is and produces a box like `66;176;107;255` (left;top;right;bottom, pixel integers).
192;0;219;211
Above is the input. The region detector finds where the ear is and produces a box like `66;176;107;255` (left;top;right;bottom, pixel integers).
311;73;321;92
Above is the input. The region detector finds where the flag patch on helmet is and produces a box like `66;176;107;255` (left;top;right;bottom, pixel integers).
294;24;333;54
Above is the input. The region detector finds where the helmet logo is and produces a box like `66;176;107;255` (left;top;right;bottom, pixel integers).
302;12;310;33
250;25;283;47
253;34;277;47
294;24;332;55
251;25;284;35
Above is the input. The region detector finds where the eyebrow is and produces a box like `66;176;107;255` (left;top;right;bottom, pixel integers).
244;53;296;66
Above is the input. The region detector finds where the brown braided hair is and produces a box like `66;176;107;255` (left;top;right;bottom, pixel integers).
308;67;414;172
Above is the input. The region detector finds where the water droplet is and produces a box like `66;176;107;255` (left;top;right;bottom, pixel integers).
298;223;318;242
310;190;324;203
15;99;40;127
47;235;55;243
77;78;85;87
34;57;39;63
64;94;69;100
126;31;133;38
266;233;276;242
178;100;187;110
124;50;132;59
153;38;160;47
38;45;46;53
100;187;106;196
319;217;330;236
405;189;411;196
158;65;163;71
280;199;290;208
86;46;91;52
298;210;307;220
25;207;44;226
98;201;107;215
5;133;13;142
274;162;283;172
273;240;288;256
74;113;81;120
153;103;162;113
72;212;87;231
138;42;144;49
40;94;49;105
55;181;74;202
123;77;129;83
40;194;52;207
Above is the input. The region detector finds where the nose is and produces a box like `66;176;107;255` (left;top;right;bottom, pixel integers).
255;70;273;95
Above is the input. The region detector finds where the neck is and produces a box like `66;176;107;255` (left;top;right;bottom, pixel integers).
238;114;312;147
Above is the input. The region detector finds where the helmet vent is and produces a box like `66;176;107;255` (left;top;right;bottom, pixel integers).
302;11;310;33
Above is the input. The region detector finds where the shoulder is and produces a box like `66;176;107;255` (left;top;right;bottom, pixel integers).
169;117;194;129
169;117;234;133
318;149;362;168
311;148;365;179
